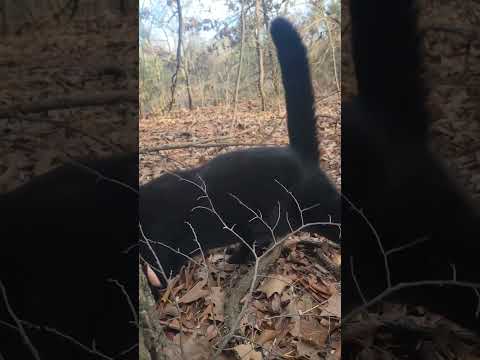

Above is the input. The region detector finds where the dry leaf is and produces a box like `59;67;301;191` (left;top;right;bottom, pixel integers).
252;300;268;312
206;286;225;321
234;343;263;360
178;279;208;304
331;253;341;267
206;324;218;341
290;317;328;344
164;318;181;331
200;302;214;323
160;303;180;317
296;340;322;360
286;295;315;316
256;329;278;345
271;293;282;313
161;277;178;303
321;292;341;318
257;275;291;298
326;340;341;360
307;275;331;297
170;334;228;360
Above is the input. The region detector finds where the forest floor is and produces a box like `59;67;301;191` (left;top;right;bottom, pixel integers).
141;93;480;359
0;12;137;193
140;98;342;360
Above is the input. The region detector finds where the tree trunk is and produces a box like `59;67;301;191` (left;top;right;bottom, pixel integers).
167;0;183;112
324;13;340;93
225;68;231;105
182;44;193;110
232;0;245;128
255;0;266;111
261;0;280;99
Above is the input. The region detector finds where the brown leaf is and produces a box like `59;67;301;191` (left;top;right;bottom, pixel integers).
270;293;282;313
206;324;218;341
160;303;179;317
290;317;328;345
171;334;228;360
286;295;316;316
307;275;331;297
199;302;213;323
234;343;263;360
331;253;341;267
206;286;225;321
257;275;291;298
162;318;182;331
256;329;278;346
326;340;341;360
321;292;341;318
160;277;179;303
178;279;208;304
252;300;268;312
296;340;322;360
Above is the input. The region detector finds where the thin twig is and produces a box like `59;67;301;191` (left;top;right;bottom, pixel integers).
107;279;138;326
342;193;390;288
143;142;280;152
341;279;480;327
0;281;41;360
0;91;137;119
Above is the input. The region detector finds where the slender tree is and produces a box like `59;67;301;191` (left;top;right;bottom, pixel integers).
232;0;245;127
324;11;340;92
167;0;184;112
261;0;280;97
255;0;266;110
182;43;193;110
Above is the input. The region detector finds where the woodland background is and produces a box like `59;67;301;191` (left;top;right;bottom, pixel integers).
139;1;342;359
139;0;340;114
139;0;341;187
140;0;480;358
0;0;478;358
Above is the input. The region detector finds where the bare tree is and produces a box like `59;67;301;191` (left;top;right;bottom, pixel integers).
167;0;184;112
323;11;340;93
255;0;266;111
182;43;193;110
140;0;341;112
262;0;280;98
232;0;245;127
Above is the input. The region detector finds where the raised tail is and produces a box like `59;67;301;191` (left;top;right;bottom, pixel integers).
349;0;430;137
270;17;319;164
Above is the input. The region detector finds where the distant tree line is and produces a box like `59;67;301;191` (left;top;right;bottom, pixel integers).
139;0;340;115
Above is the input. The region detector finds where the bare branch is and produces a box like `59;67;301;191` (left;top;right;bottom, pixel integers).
0;91;136;119
143;141;280;152
0;281;41;360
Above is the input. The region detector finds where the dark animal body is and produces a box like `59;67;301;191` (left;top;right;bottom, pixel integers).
0;153;138;359
342;0;480;342
139;18;341;287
